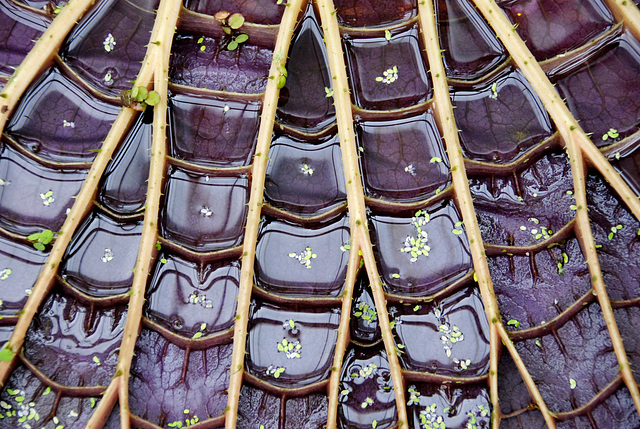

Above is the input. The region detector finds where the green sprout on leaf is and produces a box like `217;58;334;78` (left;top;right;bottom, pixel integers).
227;33;249;51
214;11;249;51
120;86;160;111
277;64;288;89
0;343;15;362
28;229;54;251
489;81;498;99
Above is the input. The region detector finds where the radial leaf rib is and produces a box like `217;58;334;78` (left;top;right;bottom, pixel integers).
327;240;360;428
417;2;555;427
0;0;96;132
114;5;180;429
473;0;640;418
224;1;304;426
471;0;640;222
317;0;409;424
601;0;640;43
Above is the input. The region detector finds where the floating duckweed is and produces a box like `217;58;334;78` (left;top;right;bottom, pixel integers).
103;33;116;52
266;365;286;378
358;363;378;379
288;247;317;268
601;128;619;141
375;65;398;84
0;268;11;281
361;397;374;408
489;81;498;99
439;322;464;358
300;163;314;176
354;302;377;325
199;206;213;217
608;225;622;240
400;210;431;262
407;385;421;405
570;378;577;389
419;402;446;429
101;248;114;263
404;164;416;175
507;319;520;328
276;338;302;359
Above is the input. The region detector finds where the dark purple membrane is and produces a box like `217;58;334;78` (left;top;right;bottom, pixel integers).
237;384;281;427
555;32;640;146
0;0;50;76
24;292;126;386
498;351;535;415
344;25;432;111
356;110;451;202
451;68;554;163
391;287;490;377
0;142;86;236
469;152;575;246
501;0;614;61
370;200;473;296
585;172;640;302
334;0;416;28
490;237;591;330
99;111;152;215
129;329;232;426
62;0;160;96
61;211;143;297
246;302;340;388
145;253;239;336
276;3;336;133
170;33;272;94
160;168;248;253
265;133;346;216
183;0;285;25
5;67;121;163
436;0;506;80
169;92;261;167
514;303;619;413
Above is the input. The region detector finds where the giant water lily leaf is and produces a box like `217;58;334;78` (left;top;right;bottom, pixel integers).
0;0;640;427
